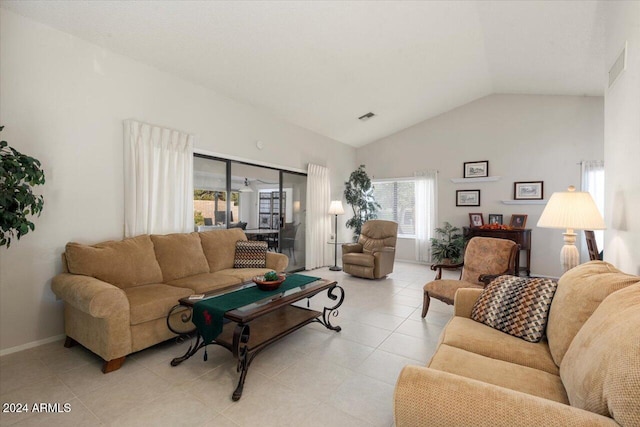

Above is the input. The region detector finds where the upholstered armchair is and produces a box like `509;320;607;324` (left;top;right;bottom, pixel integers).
342;220;398;279
422;237;519;317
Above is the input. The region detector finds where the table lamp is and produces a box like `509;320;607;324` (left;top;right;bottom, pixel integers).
537;186;605;272
328;200;345;271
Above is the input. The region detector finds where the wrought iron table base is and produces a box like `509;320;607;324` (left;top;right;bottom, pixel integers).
167;284;344;401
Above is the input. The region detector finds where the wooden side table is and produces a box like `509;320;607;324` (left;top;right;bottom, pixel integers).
463;227;532;276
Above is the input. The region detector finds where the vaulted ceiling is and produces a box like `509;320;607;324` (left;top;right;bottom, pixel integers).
1;1;606;147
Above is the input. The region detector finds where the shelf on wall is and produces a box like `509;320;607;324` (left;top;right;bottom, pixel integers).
450;176;501;184
501;200;547;205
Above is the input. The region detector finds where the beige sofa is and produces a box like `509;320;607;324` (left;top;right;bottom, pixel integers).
395;261;640;426
51;229;288;373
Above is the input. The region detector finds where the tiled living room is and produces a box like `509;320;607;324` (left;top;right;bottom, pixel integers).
2;263;454;426
1;1;639;427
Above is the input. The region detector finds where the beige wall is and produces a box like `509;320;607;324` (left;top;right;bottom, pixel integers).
0;10;356;353
357;94;604;278
603;1;640;276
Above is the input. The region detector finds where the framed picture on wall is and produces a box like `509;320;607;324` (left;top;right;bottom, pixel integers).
456;190;481;206
469;213;484;228
488;214;503;225
463;161;489;178
514;181;544;200
510;214;528;229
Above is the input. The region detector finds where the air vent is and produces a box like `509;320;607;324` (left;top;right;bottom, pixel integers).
358;112;375;121
608;41;627;89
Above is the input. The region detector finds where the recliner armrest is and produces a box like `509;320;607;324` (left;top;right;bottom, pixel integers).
372;246;395;254
394;366;617;427
342;243;363;254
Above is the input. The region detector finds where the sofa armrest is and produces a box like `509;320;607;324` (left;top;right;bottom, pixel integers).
394;366;618;427
342;243;363;254
51;273;129;318
266;252;289;272
453;288;483;318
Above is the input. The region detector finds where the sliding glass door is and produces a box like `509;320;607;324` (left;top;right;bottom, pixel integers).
280;171;307;271
193;154;306;272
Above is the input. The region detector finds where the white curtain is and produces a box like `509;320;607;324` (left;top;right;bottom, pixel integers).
305;163;331;269
414;171;438;262
124;120;194;237
581;160;605;260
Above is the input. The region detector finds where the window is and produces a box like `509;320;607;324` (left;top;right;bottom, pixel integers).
373;179;416;237
581;160;605;257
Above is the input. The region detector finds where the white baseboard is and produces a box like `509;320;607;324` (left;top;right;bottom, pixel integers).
0;334;66;357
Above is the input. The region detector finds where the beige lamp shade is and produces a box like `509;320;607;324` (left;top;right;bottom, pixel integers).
537;186;605;272
537;186;605;231
328;200;345;215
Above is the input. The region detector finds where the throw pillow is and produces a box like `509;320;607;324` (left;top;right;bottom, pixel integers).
471;275;558;343
234;240;268;268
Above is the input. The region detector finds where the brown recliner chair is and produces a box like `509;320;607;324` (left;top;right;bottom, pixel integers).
342;220;398;279
422;236;519;317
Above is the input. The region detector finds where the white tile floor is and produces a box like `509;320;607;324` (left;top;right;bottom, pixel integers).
0;262;455;427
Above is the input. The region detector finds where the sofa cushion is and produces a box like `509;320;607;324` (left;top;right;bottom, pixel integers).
150;233;210;282
200;229;247;272
168;273;241;294
217;268;276;282
234;241;267;268
560;283;640;426
547;261;640;366
124;284;193;325
441;317;559;375
428;344;569;404
65;235;163;289
343;252;375;268
471;275;557;343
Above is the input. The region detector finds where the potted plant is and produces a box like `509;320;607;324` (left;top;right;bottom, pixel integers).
0;126;45;248
344;165;380;239
430;222;464;264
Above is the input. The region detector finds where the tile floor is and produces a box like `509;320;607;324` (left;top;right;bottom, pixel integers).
0;262;455;427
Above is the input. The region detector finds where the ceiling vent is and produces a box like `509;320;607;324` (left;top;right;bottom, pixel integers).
358;112;375;121
608;41;627;89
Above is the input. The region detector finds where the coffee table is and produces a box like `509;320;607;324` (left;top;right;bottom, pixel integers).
166;277;344;400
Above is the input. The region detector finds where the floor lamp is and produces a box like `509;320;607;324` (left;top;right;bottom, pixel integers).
537;186;605;273
328;200;345;271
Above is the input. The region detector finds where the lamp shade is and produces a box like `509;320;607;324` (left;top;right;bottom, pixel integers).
328;200;345;215
537;186;605;230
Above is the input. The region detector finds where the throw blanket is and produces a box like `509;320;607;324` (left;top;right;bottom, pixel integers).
192;274;321;346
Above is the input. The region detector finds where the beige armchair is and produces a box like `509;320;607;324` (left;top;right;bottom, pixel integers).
342;220;398;279
422;236;518;317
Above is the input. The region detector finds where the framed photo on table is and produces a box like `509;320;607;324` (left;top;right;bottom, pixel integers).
514;181;544;200
463;161;489;178
510;214;528;229
488;214;503;225
456;190;481;207
469;213;484;228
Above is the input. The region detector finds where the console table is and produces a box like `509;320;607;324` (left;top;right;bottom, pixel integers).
463;227;531;276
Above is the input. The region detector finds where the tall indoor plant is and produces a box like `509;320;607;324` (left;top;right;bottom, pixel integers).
0;126;46;248
344;164;380;238
430;222;464;264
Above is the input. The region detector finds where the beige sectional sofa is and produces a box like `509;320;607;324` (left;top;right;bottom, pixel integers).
394;261;640;426
51;229;288;373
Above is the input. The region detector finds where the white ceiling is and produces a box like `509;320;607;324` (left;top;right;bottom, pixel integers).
1;1;605;147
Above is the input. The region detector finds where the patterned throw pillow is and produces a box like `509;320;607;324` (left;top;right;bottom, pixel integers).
471;275;558;343
234;241;268;268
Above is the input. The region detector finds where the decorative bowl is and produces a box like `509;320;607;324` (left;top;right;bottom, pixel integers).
252;274;286;291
